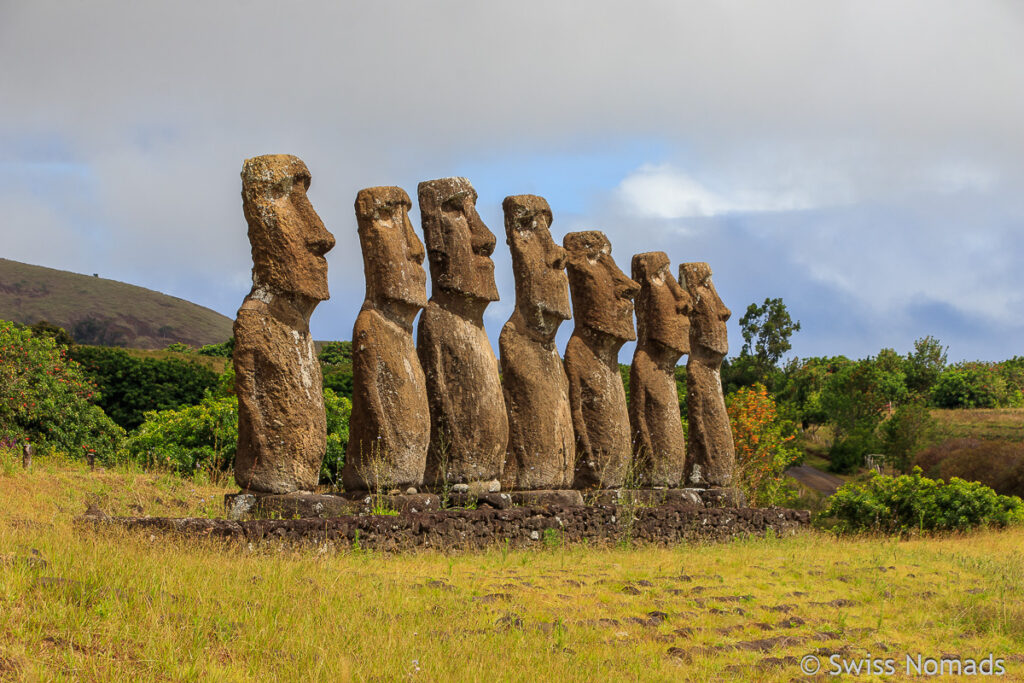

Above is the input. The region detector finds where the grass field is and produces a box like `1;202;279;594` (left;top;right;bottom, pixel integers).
1;456;1022;681
931;408;1024;443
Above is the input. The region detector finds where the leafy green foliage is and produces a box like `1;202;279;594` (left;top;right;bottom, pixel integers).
880;401;937;473
0;320;123;459
818;468;1024;534
738;297;801;384
69;345;219;430
819;360;892;441
124;395;239;473
931;362;1016;409
321;388;352;485
904;336;947;396
197;338;234;358
319;341;353;399
28;320;74;348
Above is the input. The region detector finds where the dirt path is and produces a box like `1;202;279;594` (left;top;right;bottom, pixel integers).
785;465;846;496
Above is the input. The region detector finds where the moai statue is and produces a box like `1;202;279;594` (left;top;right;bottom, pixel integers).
680;262;735;487
563;231;640;489
499;195;574;490
417;177;509;490
342;187;430;491
234;155;335;494
629;252;691;487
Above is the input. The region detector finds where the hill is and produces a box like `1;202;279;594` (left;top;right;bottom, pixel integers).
0;258;233;349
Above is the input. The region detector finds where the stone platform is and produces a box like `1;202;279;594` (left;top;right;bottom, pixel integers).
224;487;746;520
85;503;810;551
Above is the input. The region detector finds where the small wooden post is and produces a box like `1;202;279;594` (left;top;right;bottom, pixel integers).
22;441;33;470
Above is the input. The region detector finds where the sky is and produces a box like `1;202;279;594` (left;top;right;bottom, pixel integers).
2;1;1022;362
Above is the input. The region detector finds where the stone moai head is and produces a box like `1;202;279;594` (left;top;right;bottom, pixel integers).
418;177;499;302
241;154;335;302
680;262;730;358
355;186;428;317
503;195;570;337
564;231;640;342
632;251;691;356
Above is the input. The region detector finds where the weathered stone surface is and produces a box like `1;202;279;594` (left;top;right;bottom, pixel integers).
680;262;735;487
508;490;585;507
629;252;691;487
587;488;704;507
342;187;430;490
499;195;574;490
225;491;360;519
563;231;640;488
234;155;335;494
99;505;811;550
416;177;508;488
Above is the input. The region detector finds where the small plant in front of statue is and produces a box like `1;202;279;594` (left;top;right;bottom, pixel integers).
726;383;800;507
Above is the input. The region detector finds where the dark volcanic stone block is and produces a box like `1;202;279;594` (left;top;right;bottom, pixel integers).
508;490;585;507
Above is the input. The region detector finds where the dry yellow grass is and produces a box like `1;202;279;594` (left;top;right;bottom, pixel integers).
1;456;1023;681
931;408;1024;443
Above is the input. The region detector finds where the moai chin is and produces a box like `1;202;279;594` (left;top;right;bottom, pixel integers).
416;177;509;490
563;230;640;489
629;252;691;487
233;154;335;494
679;262;735;487
342;187;430;491
499;195;575;490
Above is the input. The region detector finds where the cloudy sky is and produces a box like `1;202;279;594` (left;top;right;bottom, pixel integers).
2;1;1022;362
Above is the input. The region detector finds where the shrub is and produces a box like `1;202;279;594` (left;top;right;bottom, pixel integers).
124;395;239;473
726;384;800;506
914;438;1024;498
319;341;353;399
828;434;875;474
0;320;124;459
321;388;352;485
123;387;352;484
69;346;219;430
931;363;1008;408
817;468;1024;534
197;338;235;358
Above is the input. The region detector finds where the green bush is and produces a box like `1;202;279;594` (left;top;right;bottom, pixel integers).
69;346;219;430
123;386;351;483
319;341;353;399
817;468;1024;534
197;338;235;358
828;435;873;474
124;395;238;473
321;388;352;485
0;320;124;459
931;363;1008;408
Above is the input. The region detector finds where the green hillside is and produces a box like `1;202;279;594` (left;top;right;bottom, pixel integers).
0;258;233;349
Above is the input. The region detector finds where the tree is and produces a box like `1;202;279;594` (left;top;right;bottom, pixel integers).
69;346;220;430
738;298;801;383
0;320;123;458
904;336;947;396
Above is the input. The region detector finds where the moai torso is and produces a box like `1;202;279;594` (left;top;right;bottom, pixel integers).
416;177;509;488
499;195;574;490
563;231;640;489
680;262;735;487
629;252;691;487
233;155;335;494
343;187;430;490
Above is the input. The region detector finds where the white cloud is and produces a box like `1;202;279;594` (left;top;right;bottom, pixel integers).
616;163;817;219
